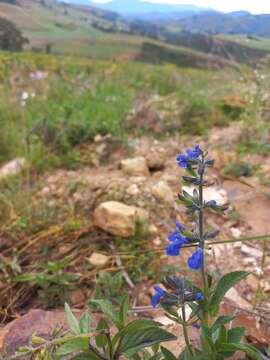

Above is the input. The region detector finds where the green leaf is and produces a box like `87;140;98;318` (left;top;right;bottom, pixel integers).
79;312;91;334
90;299;120;327
117;319;161;338
227;327;245;343
200;323;215;351
65;303;81;335
55;338;89;356
119;294;129;327
72;353;100;360
219;343;263;360
211;315;235;334
13;273;37;282
161;346;178;360
217;325;227;344
209;271;249;316
95;318;109;348
119;327;176;357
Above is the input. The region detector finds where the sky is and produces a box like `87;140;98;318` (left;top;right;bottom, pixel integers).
91;0;270;14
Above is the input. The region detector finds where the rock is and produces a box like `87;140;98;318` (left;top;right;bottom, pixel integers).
149;224;158;236
225;287;252;310
94;134;103;143
94;201;136;237
0;158;27;181
230;227;242;239
183;186;228;206
0;309;100;357
246;274;259;292
146;147;166;170
153;237;162;246
241;245;263;259
89;252;109;267
152;181;174;203
126;184;140;196
155;316;175;326
243;257;257;266
121;157;150;176
69;289;86;306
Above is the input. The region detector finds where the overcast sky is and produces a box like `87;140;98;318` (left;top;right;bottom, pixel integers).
91;0;270;14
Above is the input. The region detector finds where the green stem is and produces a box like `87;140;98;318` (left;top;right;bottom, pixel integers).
181;306;193;356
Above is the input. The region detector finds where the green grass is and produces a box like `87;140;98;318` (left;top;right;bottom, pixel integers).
0;51;254;172
218;34;270;51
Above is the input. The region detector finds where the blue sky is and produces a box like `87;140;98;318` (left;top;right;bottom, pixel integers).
91;0;270;14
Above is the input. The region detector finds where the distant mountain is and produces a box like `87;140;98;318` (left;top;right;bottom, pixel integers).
177;12;270;36
59;0;92;5
61;0;213;18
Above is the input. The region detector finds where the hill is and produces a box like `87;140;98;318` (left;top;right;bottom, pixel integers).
0;0;269;68
177;12;270;37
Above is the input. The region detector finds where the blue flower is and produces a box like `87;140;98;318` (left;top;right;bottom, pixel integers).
206;200;217;206
192;323;201;330
186;144;202;160
176;221;185;232
188;247;204;270
195;292;204;301
151;285;167;308
166;230;188;256
176;153;188;168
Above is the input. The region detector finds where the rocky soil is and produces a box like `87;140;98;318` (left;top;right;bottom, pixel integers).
0;122;270;356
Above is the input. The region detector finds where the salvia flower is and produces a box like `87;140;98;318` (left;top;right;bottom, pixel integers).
206;200;217;206
176;154;189;168
166;224;188;256
177;144;202;169
186;144;202;160
188;247;204;270
151;285;167;308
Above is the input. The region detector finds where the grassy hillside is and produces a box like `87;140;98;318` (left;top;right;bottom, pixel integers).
0;51;252;169
1;0;269;68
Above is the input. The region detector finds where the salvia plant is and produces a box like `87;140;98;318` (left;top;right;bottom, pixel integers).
6;146;265;360
151;144;263;360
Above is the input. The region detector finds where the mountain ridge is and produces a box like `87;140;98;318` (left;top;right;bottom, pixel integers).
59;0;213;17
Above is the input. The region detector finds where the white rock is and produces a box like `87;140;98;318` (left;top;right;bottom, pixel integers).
153;237;162;246
155;316;174;326
152;181;174;203
126;184;140;196
183;186;228;206
89;252;109;267
94;201;136;237
121;157;150;176
94;134;103;143
0;158;27;180
241;245;263;259
230;227;242;239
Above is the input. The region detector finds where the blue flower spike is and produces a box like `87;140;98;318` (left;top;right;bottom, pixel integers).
151;285;167;308
188;247;204;270
177;144;202;169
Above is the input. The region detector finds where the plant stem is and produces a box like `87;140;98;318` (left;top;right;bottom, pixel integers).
198;161;208;304
181;306;193;356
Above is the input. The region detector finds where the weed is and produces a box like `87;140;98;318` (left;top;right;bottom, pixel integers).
14;257;77;307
